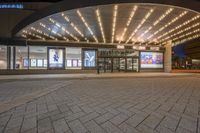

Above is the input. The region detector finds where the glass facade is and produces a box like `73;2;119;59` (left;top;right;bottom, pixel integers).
66;48;81;69
0;46;7;69
0;45;164;72
29;46;47;69
16;46;28;69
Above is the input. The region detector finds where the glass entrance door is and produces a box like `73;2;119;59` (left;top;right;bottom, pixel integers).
119;58;126;71
104;58;112;72
127;58;133;71
113;58;120;72
133;58;139;72
98;57;139;73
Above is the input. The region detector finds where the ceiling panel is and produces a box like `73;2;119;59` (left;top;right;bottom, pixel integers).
16;3;200;47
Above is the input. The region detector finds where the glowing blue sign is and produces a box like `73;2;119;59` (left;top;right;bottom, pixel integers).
84;50;96;67
0;4;23;9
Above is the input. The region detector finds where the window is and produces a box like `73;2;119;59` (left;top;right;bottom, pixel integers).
29;46;47;69
16;46;28;69
66;48;81;69
0;46;7;69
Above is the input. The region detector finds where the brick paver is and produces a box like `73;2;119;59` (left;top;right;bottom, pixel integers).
0;77;200;133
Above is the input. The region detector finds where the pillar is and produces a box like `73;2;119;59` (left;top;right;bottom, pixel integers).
164;41;172;72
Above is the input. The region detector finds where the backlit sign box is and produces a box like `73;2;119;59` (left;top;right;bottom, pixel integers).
0;4;23;9
150;47;160;51
140;52;163;68
132;46;137;50
138;46;146;50
117;45;125;49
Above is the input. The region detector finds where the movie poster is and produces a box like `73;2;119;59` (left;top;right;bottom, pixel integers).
84;50;96;67
37;59;43;67
30;59;37;67
140;52;163;68
49;48;64;68
23;58;29;67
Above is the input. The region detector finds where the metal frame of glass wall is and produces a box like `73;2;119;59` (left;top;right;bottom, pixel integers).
97;49;139;73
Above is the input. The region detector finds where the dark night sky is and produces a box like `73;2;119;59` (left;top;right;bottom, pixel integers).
0;0;199;2
173;44;185;58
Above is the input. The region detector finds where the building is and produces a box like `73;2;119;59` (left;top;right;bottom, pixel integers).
0;0;200;74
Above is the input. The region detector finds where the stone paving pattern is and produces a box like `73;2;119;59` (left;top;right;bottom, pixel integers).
0;77;200;133
0;80;63;103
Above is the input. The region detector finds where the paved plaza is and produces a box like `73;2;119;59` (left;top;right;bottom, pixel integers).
0;75;200;133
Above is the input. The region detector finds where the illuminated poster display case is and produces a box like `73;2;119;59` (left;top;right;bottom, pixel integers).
82;49;97;69
140;51;164;69
47;47;65;69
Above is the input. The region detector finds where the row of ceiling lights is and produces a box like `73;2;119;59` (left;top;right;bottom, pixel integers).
139;8;173;39
77;10;98;43
156;15;200;40
119;5;138;44
96;9;106;43
173;34;200;46
111;5;118;43
39;22;58;40
126;8;154;43
20;5;199;46
61;13;89;42
148;11;188;41
160;22;200;43
172;28;200;41
22;29;45;40
49;18;79;41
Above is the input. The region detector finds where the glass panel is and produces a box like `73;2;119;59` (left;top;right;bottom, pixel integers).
16;46;28;69
120;58;125;71
29;46;47;69
0;46;7;69
84;50;96;67
98;58;104;72
127;58;133;71
133;58;139;72
66;48;81;69
113;58;120;72
104;58;112;72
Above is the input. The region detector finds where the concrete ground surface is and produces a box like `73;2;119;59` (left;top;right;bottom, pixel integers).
0;74;200;133
0;72;199;80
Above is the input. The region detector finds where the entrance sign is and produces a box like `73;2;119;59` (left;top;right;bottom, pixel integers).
0;4;23;9
150;47;160;51
117;45;124;49
140;52;163;68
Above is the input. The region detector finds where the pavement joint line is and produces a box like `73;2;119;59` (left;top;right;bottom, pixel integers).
0;82;71;114
0;73;199;81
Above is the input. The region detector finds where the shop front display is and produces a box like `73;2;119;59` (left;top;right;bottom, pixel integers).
0;45;165;73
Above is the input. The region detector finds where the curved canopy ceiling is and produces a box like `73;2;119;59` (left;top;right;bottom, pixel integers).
16;3;200;46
